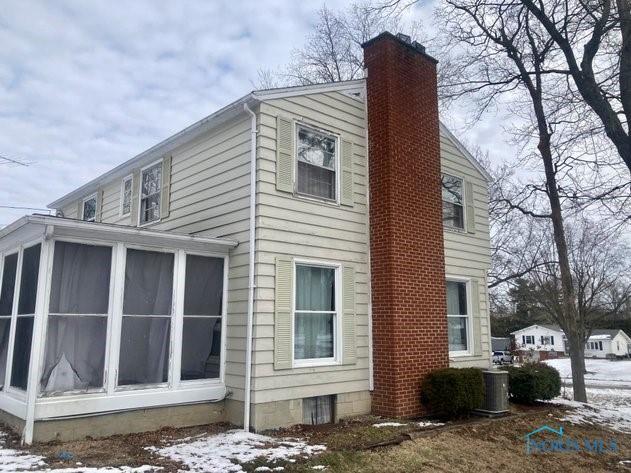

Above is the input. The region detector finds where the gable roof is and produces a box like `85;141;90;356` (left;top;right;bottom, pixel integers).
48;78;489;210
510;324;563;335
589;329;631;341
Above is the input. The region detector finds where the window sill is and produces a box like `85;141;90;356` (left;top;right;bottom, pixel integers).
449;351;473;358
444;226;467;234
293;192;340;208
293;358;339;369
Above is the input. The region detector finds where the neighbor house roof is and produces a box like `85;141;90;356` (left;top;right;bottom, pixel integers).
588;329;631;341
510;324;563;335
48;78;490;210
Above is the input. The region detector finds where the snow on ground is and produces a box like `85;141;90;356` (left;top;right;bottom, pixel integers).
372;422;407;428
416;421;445;428
544;358;631;388
372;421;444;429
148;430;326;473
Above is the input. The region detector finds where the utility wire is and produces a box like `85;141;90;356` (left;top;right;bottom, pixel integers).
0;154;31;166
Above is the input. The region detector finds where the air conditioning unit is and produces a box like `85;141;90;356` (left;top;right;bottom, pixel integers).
475;370;509;417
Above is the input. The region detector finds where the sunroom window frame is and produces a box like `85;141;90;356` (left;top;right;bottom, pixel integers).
138;159;163;227
36;237;117;398
0;250;19;392
445;275;473;358
292;258;342;368
294;122;341;205
81;193;97;222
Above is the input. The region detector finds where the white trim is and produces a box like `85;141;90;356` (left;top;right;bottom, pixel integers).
438;122;492;182
137;159;163;227
119;174;133;217
291;259;342;369
81;193;97;222
253;80;365;101
445;275;473;358
363;79;374;392
294;122;341;205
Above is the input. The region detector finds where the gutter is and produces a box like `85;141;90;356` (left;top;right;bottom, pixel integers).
243;103;257;431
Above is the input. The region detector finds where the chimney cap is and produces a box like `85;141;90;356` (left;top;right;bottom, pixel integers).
362;31;437;64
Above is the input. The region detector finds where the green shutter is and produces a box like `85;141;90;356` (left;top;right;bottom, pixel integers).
465;181;476;233
276;116;294;193
471;279;482;356
342;265;356;364
95;190;103;223
274;256;293;370
161;156;172;219
340;139;354;206
130;169;141;226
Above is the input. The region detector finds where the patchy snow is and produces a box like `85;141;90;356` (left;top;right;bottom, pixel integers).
372;422;407;428
546;387;631;433
0;432;46;472
311;466;327;470
416;421;444;428
148;430;325;473
544;358;631;388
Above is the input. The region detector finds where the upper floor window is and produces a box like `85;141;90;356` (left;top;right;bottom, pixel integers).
446;280;470;355
442;174;464;229
296;125;337;201
523;335;535;345
140;162;161;225
121;175;133;216
82;195;97;222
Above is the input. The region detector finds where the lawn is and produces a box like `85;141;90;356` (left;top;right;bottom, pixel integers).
544;358;631;388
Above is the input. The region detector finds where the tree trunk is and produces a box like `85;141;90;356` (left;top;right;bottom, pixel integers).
568;336;588;402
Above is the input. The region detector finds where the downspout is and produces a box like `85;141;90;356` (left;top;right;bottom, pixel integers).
362;80;374;391
243;102;257;431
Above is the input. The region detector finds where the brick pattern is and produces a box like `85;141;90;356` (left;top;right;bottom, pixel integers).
363;33;449;417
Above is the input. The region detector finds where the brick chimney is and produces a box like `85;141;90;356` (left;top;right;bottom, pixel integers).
363;32;449;417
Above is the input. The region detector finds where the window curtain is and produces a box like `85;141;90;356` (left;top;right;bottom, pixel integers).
184;255;223;315
181;318;221;380
297;162;335;200
123;250;174;315
296;266;334;311
40;315;107;393
49;242;111;314
0;319;10;389
446;281;467;315
118;317;170;385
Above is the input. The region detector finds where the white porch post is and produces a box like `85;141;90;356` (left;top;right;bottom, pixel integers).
22;232;53;445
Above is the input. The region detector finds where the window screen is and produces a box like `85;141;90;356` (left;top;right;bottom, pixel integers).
18;244;40;315
10;315;33;390
0;253;17;316
184;255;223;316
123;249;173;316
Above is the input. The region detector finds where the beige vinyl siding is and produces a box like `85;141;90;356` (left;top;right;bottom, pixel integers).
253;91;370;404
440;132;492;368
58;115;252;401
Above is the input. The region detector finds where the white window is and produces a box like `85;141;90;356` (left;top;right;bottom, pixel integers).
11;244;41;390
41;241;112;395
442;174;464;229
446;279;470;355
118;248;174;387
294;263;338;364
296;124;338;201
0;252;18;390
181;254;224;381
81;194;97;222
139;162;162;225
120;175;133;216
523;335;535;345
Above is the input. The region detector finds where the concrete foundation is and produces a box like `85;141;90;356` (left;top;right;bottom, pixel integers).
30;401;224;443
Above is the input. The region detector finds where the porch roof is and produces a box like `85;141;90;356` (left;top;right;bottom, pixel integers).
0;214;238;254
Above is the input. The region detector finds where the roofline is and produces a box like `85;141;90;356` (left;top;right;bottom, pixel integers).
253;79;365;101
0;214;238;248
48;93;259;209
510;324;564;335
439;123;493;182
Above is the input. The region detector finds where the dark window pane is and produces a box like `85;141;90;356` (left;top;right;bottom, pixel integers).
446;281;467;315
441;175;463;204
181;317;221;380
123;249;173;316
41;315;107;394
10;316;34;390
184;255;224;316
294;313;334;360
0;253;18;316
296;265;335;311
118;316;170;386
442;201;464;229
49;242;112;314
18;244;41;315
82;198;96;221
0;318;11;389
297;161;335;200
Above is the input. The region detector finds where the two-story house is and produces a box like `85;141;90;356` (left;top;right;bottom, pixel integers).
0;32;491;443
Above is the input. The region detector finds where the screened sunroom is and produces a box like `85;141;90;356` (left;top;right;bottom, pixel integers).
0;215;235;443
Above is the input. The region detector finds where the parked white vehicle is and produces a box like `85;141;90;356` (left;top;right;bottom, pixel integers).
492;351;513;364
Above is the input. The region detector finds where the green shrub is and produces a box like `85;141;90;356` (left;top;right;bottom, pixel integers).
421;368;484;418
504;362;561;404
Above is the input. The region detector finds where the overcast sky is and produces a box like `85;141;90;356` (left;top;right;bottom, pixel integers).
0;1;512;227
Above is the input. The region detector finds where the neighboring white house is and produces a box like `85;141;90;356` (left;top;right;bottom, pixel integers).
510;324;565;354
585;329;631;359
